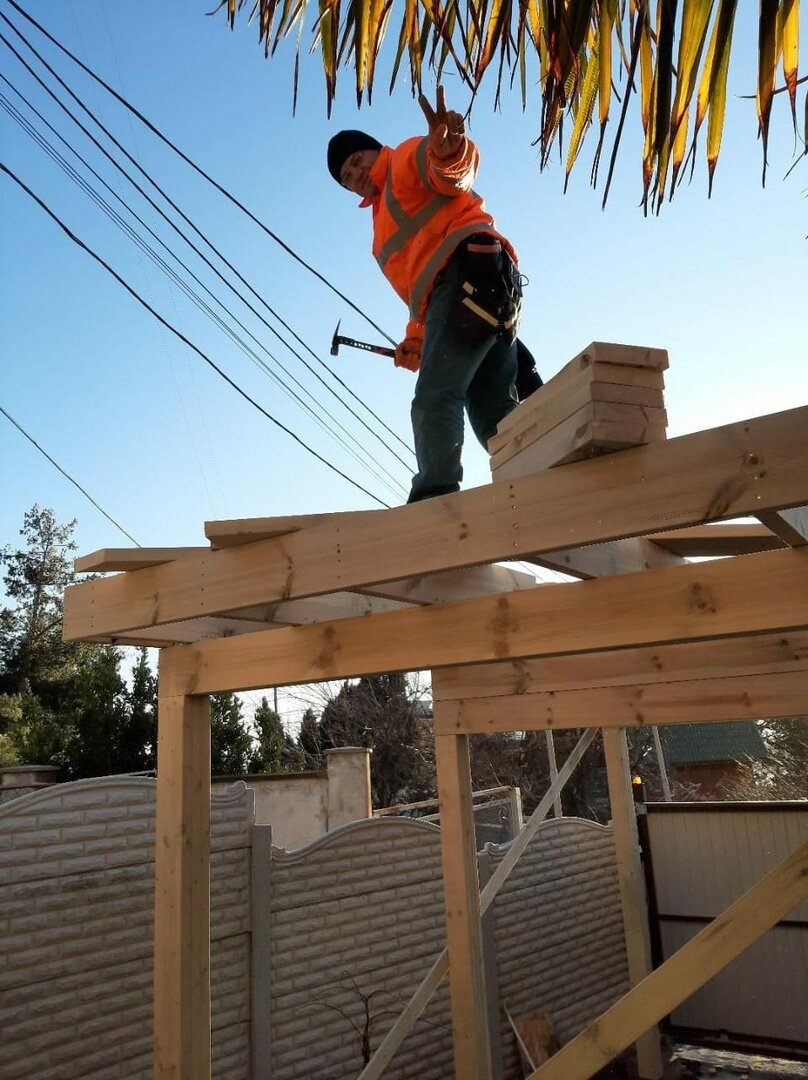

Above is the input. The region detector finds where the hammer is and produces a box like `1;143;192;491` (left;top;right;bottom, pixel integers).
330;320;395;359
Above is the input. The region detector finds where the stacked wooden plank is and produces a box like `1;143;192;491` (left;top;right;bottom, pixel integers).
489;341;669;481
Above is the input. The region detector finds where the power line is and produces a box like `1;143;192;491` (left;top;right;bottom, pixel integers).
0;85;408;500
5;0;398;347
1;162;393;508
0;404;141;545
0;11;415;465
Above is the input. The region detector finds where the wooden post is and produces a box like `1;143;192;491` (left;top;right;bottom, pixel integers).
603;729;663;1080
154;685;211;1079
435;729;493;1080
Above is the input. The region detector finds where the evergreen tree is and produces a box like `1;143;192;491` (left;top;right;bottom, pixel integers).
248;696;285;773
297;707;323;770
0;505;78;695
210;692;252;775
63;646;129;778
121;649;157;773
317;674;433;808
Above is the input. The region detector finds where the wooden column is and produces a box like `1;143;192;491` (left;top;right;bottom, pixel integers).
435;728;493;1080
603;729;663;1080
154;685;211;1079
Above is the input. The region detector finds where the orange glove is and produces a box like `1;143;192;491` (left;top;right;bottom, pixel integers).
394;336;422;372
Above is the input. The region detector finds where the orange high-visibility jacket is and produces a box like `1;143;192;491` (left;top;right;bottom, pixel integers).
360;136;517;341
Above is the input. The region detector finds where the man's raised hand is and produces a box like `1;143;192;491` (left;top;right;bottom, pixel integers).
418;85;465;160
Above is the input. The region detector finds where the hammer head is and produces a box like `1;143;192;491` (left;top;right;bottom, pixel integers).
330;320;341;356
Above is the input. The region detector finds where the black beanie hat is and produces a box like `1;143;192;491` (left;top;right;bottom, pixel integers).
327;130;382;184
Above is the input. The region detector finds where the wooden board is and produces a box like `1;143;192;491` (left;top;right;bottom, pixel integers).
205;511;366;547
493;351;667;445
491;409;668;481
156;548;808;696
489;370;666;458
646;523;783;556
431;630;808;699
75;547;207;573
432;669;808;734
529;839;808;1080
62;406;808;642
488;397;665;468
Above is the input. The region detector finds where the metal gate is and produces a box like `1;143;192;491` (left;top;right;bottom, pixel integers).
639;801;808;1058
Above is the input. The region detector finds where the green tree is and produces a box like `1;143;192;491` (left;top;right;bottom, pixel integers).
210;692;252;775
248;696;285;773
120;649;157;773
318;674;434;808
0;505;77;695
297;707;323;770
63;646;130;778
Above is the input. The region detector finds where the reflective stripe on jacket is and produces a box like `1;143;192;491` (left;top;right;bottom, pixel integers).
361;136;517;338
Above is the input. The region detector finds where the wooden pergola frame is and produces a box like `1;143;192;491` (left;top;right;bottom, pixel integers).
63;403;808;1080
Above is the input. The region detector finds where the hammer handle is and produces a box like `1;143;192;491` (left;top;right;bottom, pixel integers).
336;336;396;358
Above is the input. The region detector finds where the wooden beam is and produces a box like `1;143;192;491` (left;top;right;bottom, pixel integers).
434;731;493;1080
434;669;808;734
357;563;537;604
205;511;346;547
157;549;808;696
432;630;808;700
528;536;683;579
603;729;663;1080
646;523;783;557
528;839;808;1080
74;547;207;573
62;406;808;641
153;690;211;1080
757;505;808;547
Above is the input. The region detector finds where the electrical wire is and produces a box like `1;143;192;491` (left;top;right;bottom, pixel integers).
5;0;398;347
0;12;415;465
0;85;409;500
0;404;141;545
1;162;393;509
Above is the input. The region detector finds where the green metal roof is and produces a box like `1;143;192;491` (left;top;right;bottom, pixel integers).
661;721;767;765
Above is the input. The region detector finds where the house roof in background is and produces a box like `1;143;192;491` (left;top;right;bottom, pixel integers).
662;722;768;765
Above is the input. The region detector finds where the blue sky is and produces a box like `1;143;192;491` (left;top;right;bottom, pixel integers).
1;1;806;565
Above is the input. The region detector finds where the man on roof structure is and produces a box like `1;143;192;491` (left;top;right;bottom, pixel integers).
327;86;541;504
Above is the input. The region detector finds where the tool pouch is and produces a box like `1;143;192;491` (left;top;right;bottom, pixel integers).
450;236;523;346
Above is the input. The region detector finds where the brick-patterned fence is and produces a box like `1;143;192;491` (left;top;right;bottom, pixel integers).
1;779;628;1080
0;778;253;1080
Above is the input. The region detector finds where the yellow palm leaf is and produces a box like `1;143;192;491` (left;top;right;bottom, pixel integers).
782;0;800;127
757;0;780;183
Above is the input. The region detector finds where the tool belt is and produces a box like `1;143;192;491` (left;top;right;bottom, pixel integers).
448;233;523;346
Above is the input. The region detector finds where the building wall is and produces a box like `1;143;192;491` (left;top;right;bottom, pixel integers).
0;777;253;1080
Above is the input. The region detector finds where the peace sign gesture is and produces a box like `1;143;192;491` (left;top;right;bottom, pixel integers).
418;85;466;160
